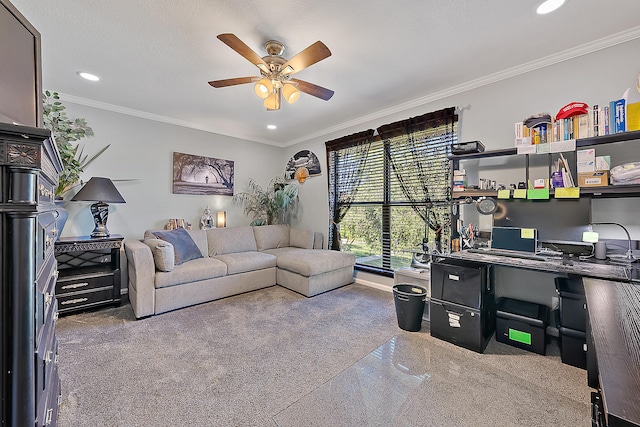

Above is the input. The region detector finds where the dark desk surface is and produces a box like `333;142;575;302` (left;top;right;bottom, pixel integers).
583;279;640;427
446;250;639;283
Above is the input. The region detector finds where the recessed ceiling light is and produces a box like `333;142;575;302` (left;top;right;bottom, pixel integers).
536;0;565;14
267;124;277;130
77;71;100;81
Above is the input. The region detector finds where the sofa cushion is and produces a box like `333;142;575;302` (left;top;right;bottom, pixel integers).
153;227;204;265
290;228;314;249
253;224;290;251
214;251;277;275
144;238;175;272
207;226;257;256
276;249;356;277
154;257;227;289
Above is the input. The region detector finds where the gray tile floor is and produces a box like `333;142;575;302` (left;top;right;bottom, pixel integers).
274;325;592;427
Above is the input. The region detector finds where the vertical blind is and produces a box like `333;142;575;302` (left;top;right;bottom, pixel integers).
326;107;458;272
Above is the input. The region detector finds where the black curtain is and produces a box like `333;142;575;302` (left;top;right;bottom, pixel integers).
325;130;375;250
377;107;457;243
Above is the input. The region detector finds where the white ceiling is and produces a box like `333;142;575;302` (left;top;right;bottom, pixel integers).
11;0;640;147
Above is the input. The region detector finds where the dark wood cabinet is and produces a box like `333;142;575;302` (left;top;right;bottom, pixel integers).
54;235;123;315
1;122;63;426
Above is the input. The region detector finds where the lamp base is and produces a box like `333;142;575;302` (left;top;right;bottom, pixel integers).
90;201;111;238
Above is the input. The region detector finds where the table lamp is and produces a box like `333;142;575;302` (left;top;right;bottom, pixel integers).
71;177;126;238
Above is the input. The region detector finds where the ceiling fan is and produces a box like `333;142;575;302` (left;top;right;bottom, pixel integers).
208;33;334;111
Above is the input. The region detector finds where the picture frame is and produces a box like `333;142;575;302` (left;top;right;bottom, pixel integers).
172;151;234;196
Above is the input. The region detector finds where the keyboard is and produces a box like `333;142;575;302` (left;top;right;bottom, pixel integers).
467;248;549;261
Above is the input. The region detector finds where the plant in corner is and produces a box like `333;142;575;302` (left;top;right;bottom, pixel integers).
233;176;299;226
42;91;109;197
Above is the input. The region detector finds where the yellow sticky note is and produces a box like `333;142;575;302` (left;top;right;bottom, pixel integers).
497;189;510;199
521;228;535;239
513;189;527;199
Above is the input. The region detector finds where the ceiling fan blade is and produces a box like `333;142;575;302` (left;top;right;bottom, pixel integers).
291;78;334;101
217;33;268;71
208;77;255;88
281;41;331;75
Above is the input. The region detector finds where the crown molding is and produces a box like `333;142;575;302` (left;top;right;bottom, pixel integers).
60;26;640;148
56;94;286;147
284;26;640;146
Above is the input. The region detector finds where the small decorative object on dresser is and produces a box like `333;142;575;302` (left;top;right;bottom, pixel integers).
54;234;124;315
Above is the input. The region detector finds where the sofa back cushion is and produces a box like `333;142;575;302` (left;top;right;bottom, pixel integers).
207;226;257;256
152;228;204;265
143;238;175;272
253;224;290;251
290;228;315;249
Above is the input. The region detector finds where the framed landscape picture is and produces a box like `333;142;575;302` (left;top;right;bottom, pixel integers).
172;152;234;196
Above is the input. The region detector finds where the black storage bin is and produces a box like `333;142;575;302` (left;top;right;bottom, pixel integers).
430;299;494;353
431;259;492;309
559;327;587;369
555;277;586;332
496;297;549;355
393;284;427;332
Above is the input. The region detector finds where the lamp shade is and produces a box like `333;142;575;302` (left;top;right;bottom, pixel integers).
282;83;300;104
254;78;273;99
71;177;126;203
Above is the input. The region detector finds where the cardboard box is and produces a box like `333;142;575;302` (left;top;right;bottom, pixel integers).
578;170;609;187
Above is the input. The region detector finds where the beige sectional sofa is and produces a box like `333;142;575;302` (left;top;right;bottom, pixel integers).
123;224;356;319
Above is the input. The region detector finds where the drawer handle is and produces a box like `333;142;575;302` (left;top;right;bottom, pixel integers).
53;311;59;321
45;292;53;306
45;408;53;425
44;350;53;365
61;297;88;305
53;269;59;279
54;354;60;365
61;282;89;290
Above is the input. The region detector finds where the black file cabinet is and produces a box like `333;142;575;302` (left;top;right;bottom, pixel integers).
430;258;494;353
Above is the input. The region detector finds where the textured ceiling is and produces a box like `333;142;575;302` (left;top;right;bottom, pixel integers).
11;0;640;146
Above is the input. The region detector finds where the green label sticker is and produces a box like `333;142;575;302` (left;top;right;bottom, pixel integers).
509;328;531;345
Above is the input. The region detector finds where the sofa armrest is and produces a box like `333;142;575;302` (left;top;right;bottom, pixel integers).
313;232;324;249
124;239;156;318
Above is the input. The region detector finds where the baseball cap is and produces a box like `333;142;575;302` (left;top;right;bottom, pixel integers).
524;113;552;128
556;102;589;120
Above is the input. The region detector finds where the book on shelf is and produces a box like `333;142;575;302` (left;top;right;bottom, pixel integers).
628;102;640;131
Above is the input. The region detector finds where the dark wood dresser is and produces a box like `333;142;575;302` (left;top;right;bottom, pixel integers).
55;235;123;315
0;122;63;426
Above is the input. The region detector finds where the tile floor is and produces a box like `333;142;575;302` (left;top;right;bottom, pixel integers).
274;325;592;427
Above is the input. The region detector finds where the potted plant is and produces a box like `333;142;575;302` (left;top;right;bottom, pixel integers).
42;90;109;198
234;176;299;226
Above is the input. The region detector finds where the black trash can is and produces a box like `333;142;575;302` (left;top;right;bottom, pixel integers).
393;284;428;332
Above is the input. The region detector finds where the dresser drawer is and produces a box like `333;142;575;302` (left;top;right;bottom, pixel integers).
57;286;116;313
37;177;55;205
56;272;115;296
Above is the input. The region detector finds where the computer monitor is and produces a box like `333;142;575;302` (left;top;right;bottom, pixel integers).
492;198;591;245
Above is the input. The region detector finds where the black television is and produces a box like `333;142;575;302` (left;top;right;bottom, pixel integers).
493;198;592;246
0;0;43;128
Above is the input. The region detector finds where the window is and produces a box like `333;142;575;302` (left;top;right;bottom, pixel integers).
326;108;458;274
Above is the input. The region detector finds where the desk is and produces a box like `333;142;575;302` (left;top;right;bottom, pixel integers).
584;279;640;427
445;250;639;283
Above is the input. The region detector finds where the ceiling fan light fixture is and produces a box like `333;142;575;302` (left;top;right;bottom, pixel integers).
282;84;300;104
282;65;294;75
254;78;272;99
264;92;280;110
